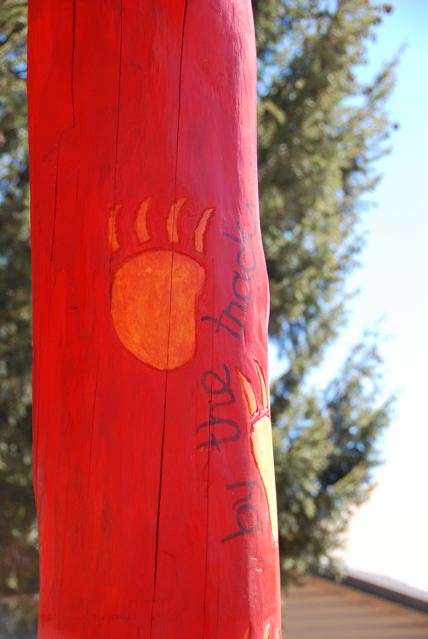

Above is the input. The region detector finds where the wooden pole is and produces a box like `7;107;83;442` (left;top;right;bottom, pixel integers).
28;1;282;636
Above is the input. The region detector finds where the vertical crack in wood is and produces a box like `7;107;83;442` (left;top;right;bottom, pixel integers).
113;0;124;204
202;284;216;637
86;364;100;502
49;155;60;263
149;2;190;636
71;0;76;126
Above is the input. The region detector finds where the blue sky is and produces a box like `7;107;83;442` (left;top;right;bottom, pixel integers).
270;0;428;590
340;0;428;591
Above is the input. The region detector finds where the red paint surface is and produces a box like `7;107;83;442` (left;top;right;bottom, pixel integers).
28;1;282;637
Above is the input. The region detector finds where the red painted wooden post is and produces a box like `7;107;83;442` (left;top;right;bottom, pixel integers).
27;1;282;637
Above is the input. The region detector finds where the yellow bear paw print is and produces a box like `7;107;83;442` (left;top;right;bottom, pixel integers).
108;197;214;371
237;360;278;543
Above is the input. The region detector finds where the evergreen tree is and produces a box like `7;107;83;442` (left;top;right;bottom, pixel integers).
0;0;397;597
0;0;38;596
253;0;397;579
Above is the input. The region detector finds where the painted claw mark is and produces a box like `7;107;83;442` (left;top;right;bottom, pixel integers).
237;361;278;542
241;626;250;639
108;204;122;252
166;196;187;244
195;207;215;254
263;622;271;639
135;197;151;243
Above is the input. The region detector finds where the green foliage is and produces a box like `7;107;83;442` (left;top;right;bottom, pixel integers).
273;340;394;579
0;0;397;598
0;1;38;595
253;0;397;582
